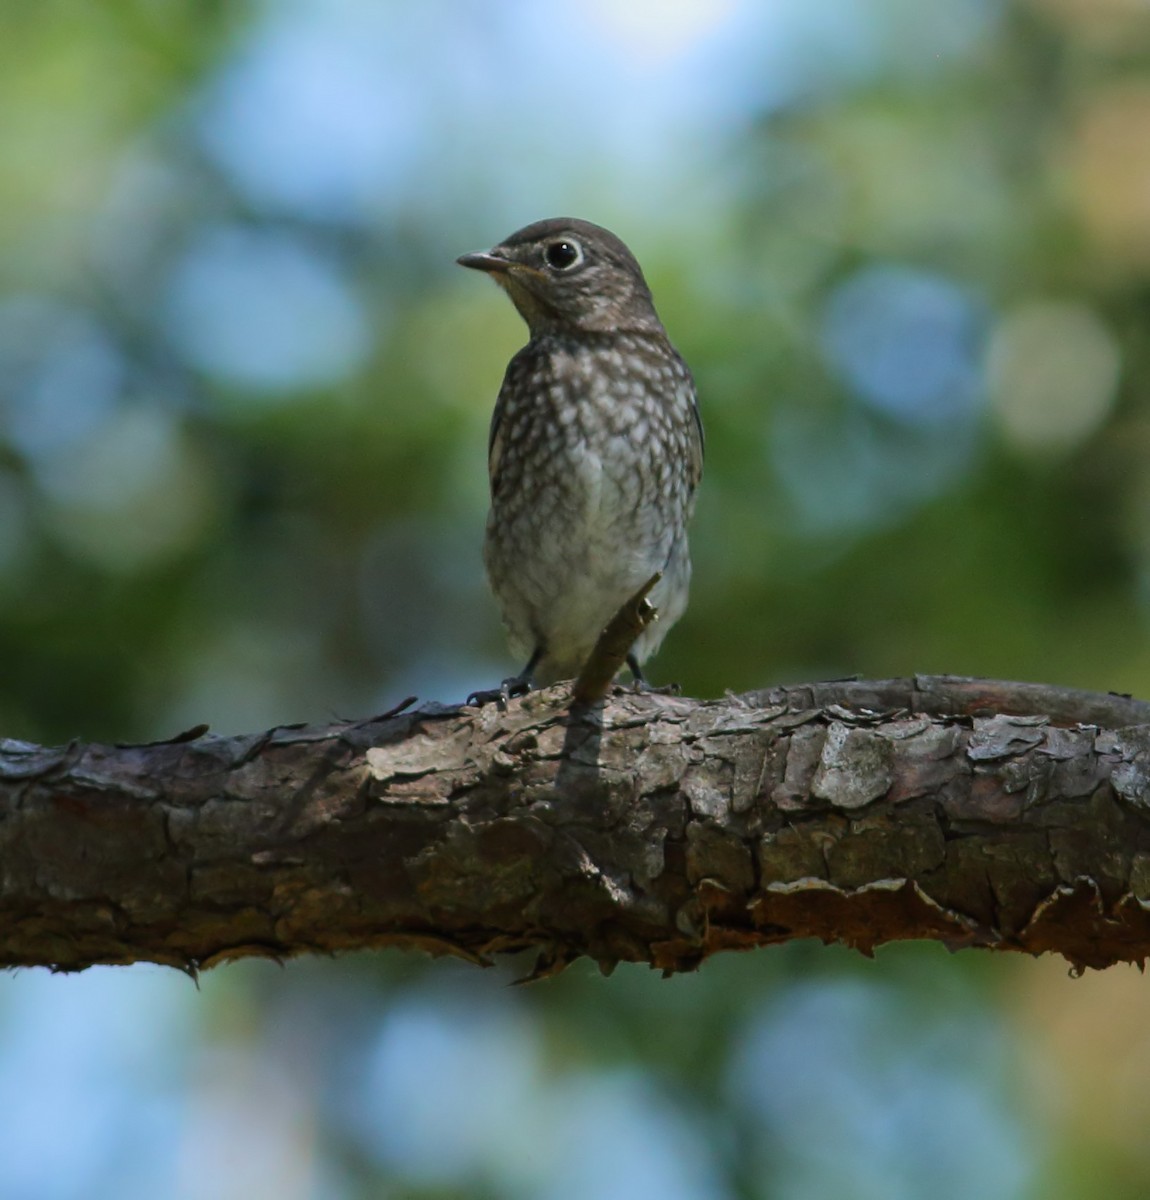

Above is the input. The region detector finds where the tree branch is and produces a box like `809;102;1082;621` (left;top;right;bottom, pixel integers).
5;675;1150;977
572;571;661;705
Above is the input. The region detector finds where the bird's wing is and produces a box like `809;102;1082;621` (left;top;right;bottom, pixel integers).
675;350;703;491
488;389;507;499
688;383;704;490
488;345;543;499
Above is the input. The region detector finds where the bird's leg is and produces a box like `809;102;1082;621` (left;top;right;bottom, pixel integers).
466;647;542;707
624;653;681;696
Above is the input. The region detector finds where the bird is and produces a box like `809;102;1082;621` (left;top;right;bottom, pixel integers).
457;217;703;699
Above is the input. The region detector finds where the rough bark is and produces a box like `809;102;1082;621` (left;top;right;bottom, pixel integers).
5;675;1150;978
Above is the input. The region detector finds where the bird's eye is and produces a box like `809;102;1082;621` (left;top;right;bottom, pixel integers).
544;239;583;270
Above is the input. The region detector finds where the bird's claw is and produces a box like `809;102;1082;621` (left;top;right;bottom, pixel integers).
622;654;679;696
466;675;533;707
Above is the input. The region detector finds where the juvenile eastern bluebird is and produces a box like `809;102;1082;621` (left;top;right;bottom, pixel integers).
458;217;703;695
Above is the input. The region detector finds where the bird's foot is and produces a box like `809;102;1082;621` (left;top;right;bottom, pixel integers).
466;674;534;707
623;653;679;696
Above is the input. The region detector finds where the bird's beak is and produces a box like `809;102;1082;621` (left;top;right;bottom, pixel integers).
457;249;513;274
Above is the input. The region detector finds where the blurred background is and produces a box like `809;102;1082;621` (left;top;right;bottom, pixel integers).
2;0;1150;1195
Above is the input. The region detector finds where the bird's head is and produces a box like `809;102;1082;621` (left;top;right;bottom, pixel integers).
457;218;663;336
